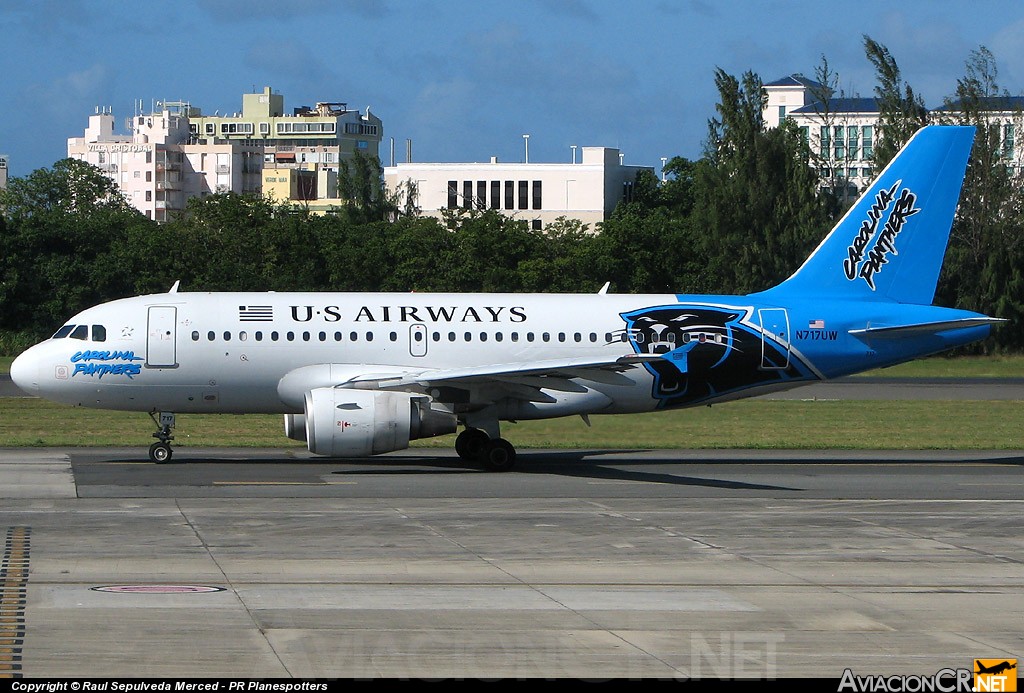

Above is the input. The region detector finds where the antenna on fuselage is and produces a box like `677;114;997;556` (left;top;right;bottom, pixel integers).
598;281;610;295
168;281;180;293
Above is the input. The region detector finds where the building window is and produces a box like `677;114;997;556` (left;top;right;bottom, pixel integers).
477;180;486;208
490;181;500;209
447;181;458;209
504;181;514;209
532;181;542;210
518;181;528;210
276;121;336;134
833;126;845;160
778;105;786;122
221;122;254;135
1003;123;1015;160
532;219;542;231
847;126;859;160
462;181;473;209
862;126;873;159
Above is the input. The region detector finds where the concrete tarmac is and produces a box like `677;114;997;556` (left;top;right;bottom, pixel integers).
0;446;1021;680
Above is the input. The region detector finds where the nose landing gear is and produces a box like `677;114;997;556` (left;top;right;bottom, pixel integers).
148;411;175;463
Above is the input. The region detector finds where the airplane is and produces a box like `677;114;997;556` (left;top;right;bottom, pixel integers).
10;125;1001;471
975;661;1016;676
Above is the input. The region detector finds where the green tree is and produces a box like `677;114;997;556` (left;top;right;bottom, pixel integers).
935;46;1024;351
689;69;831;294
0;159;153;335
863;36;930;170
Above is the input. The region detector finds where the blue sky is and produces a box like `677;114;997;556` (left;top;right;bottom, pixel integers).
1;0;1020;178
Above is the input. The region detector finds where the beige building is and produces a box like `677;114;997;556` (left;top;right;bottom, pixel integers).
384;147;652;231
68;87;382;221
0;154;7;189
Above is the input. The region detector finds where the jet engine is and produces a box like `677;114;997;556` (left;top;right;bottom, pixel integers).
285;388;456;457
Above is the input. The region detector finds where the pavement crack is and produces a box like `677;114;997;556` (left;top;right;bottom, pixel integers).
174;500;293;678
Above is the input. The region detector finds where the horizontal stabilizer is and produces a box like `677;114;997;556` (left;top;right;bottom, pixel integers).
849;317;1005;340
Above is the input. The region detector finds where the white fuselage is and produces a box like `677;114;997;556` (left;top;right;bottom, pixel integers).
14;291;704;416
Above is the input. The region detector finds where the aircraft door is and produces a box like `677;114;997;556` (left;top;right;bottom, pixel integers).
146;306;178;368
409;323;428;357
757;308;790;370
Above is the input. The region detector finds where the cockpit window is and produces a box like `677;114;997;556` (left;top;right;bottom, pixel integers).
70;325;89;340
52;325;75;339
92;325;106;342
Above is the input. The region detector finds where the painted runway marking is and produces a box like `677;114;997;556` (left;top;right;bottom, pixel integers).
0;527;29;679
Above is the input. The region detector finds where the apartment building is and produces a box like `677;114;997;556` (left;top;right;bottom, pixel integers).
67;87;382;221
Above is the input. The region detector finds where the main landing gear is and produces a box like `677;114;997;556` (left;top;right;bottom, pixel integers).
148;411;175;463
455;427;517;472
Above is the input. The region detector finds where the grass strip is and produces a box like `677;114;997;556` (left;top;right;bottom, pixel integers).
2;397;1021;450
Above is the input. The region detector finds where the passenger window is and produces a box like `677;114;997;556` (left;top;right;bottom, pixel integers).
302;332;310;342
464;332;472;341
287;332;295;341
318;332;326;342
527;332;535;342
589;333;597;342
92;325;106;342
480;332;488;342
558;333;566;342
389;332;398;342
52;325;75;339
573;333;581;342
366;332;374;342
271;331;279;341
70;325;89;340
208;331;216;341
432;332;440;342
255;332;263;342
350;331;358;341
495;332;503;342
511;332;519;342
542;333;550;342
192;331;200;341
448;332;456;341
239;331;248;341
223;331;232;341
334;332;342;341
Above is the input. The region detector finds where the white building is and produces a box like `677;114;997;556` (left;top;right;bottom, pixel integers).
764;74;1023;194
68;87;382;222
764;75;879;196
384;147;652;231
0;154;7;190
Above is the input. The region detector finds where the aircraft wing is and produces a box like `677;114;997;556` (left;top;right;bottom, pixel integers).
354;353;663;392
337;354;663;403
277;353;666;409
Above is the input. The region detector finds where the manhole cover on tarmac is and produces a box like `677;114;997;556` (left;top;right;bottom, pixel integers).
90;585;226;593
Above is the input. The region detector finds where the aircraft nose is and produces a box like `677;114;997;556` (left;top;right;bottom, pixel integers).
10;349;40;395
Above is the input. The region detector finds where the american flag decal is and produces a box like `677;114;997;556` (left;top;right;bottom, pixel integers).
808;319;825;329
239;305;273;322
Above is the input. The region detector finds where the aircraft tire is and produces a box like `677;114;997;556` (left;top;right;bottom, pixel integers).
481;438;516;472
149;442;173;464
455;428;489;461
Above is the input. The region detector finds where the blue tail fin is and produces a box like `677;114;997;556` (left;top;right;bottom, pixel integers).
763;125;975;305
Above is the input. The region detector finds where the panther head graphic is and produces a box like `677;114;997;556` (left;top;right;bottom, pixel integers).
620;304;806;406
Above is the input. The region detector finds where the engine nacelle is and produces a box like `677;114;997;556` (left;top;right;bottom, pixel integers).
301;388;456;457
284;414;307;442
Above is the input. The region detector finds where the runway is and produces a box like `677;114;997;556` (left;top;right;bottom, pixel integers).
0;446;1021;679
